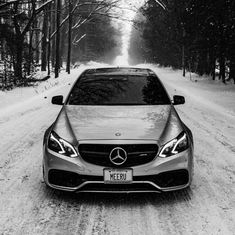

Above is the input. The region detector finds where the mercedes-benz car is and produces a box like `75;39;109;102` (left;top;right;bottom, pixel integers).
43;67;194;193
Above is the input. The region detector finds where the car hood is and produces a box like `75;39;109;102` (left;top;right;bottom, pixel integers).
53;105;183;143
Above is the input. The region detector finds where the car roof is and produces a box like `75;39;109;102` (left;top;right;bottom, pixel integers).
84;67;156;76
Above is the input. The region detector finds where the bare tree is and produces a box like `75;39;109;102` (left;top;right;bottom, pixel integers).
41;0;50;71
66;0;72;74
1;0;53;83
55;0;61;78
0;0;121;84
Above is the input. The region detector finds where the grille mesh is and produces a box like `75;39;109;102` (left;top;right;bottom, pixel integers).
79;144;158;167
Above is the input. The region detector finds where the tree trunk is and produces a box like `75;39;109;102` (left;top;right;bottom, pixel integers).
182;44;186;77
41;2;49;71
55;0;61;78
47;2;52;76
34;19;40;64
66;0;72;74
51;2;56;68
229;60;235;84
219;55;226;84
14;39;24;84
182;25;186;77
1;39;7;87
27;29;34;76
60;25;66;68
211;57;216;80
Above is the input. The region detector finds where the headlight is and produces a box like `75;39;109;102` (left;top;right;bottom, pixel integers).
159;132;189;158
48;131;78;158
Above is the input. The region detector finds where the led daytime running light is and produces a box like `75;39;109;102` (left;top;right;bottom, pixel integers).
172;133;187;154
159;132;188;158
50;133;65;154
59;138;78;158
49;132;78;158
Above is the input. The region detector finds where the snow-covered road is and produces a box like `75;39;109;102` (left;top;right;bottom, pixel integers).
0;66;235;235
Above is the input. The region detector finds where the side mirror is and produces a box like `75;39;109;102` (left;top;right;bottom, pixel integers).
173;95;185;105
51;95;63;105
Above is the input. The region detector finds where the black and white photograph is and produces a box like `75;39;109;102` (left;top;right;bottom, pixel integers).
0;0;234;234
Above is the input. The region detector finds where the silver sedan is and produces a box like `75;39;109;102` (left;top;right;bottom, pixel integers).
43;67;194;193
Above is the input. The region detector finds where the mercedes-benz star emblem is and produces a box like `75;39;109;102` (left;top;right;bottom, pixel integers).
109;147;127;166
115;132;121;136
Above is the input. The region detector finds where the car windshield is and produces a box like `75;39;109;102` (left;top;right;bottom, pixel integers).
66;74;171;105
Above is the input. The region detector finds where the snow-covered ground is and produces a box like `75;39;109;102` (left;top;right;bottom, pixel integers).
0;64;234;235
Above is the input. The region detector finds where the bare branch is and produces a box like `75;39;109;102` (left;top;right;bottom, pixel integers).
50;0;119;39
35;0;54;14
72;33;86;45
21;0;54;37
0;0;18;10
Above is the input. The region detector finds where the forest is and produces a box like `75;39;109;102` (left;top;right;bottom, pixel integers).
0;0;121;89
129;0;235;83
0;0;235;90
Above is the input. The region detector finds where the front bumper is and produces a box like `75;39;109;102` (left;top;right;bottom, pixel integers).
43;143;193;193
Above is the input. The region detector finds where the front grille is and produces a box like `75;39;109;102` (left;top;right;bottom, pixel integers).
79;144;158;167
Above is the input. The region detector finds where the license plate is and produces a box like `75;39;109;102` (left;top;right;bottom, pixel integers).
104;169;133;184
